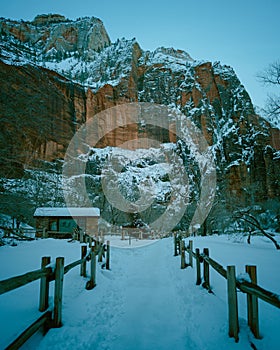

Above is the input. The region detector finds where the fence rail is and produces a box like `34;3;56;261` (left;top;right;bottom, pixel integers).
236;279;280;309
0;267;53;295
0;238;110;349
174;234;280;342
5;311;52;350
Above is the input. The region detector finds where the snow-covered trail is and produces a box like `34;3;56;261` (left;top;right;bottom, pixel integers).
36;240;205;350
38;239;198;350
36;238;261;350
99;241;196;350
36;236;263;350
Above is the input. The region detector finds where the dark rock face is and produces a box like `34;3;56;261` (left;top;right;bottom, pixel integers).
0;15;279;229
0;61;86;175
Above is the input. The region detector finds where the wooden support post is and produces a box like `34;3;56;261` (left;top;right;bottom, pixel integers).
79;231;84;243
86;247;96;290
93;239;97;253
42;228;47;239
106;240;110;270
80;245;87;277
88;237;92;248
189;240;193;267
174;233;178;256
98;244;103;262
195;248;202;285
178;238;182;254
227;265;239;342
53;257;64;328
39;256;51;312
202;248;210;291
121;230;124;240
246;265;260;339
180;240;186;269
91;247;96;286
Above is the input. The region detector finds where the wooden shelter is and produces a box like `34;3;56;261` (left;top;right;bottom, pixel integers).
34;207;100;238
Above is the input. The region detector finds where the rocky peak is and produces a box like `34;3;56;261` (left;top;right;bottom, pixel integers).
32;14;68;26
0;14;111;57
153;47;193;62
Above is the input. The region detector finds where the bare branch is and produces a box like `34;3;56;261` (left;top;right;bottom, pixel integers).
257;61;280;86
265;94;280;118
234;210;280;250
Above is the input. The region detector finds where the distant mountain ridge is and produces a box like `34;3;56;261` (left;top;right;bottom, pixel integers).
0;14;279;232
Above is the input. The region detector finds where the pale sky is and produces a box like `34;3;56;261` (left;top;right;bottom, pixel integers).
1;0;279;109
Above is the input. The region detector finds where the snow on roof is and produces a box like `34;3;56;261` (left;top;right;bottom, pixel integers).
34;207;100;217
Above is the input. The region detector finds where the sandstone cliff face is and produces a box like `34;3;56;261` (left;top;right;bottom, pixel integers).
0;15;279;227
80;43;279;202
0;60;86;176
270;128;280;150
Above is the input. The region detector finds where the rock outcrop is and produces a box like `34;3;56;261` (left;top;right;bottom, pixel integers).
0;15;111;58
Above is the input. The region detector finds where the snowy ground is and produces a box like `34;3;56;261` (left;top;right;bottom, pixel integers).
0;234;280;350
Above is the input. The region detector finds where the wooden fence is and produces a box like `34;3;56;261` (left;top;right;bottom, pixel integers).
1;227;35;242
174;234;280;343
0;238;110;349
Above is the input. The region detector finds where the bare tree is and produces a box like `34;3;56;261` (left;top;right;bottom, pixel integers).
234;208;280;250
265;94;280;119
258;61;280;85
257;61;280;122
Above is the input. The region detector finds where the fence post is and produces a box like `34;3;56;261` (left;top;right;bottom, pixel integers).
189;240;193;267
80;245;87;277
53;257;64;328
88;237;92;248
91;247;96;286
98;243;104;262
39;256;51;312
93;239;97;252
227;265;239;342
195;248;202;285
202;248;210;291
106;240;110;270
178;237;182;255
96;240;101;254
180;240;186;269
79;231;84;244
86;247;96;290
246;265;260;339
174;233;178;256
